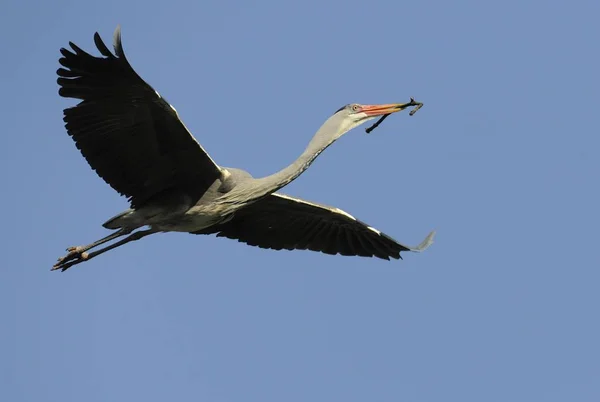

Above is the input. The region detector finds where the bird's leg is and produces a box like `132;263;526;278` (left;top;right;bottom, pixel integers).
52;228;159;272
53;228;133;268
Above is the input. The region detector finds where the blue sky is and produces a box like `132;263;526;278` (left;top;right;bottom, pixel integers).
2;0;599;401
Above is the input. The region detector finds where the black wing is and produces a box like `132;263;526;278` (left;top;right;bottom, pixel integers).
57;26;222;208
197;193;435;260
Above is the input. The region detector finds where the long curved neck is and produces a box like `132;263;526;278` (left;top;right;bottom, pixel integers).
256;127;336;190
220;115;347;207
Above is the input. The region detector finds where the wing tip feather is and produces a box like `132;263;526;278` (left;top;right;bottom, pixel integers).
113;25;124;57
410;230;436;253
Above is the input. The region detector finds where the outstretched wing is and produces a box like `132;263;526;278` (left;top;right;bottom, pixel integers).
197;193;435;260
57;26;222;208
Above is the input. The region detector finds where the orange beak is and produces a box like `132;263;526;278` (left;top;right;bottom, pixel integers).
360;102;415;117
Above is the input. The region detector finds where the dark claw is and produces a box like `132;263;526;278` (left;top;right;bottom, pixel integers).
52;258;79;271
53;256;85;271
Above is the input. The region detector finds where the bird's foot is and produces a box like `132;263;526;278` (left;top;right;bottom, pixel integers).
52;247;89;271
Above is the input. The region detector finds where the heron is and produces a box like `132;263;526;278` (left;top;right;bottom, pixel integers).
52;26;435;272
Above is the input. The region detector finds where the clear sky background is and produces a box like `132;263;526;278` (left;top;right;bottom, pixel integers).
2;1;599;401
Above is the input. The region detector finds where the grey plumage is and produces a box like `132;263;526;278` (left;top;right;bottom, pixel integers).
52;26;434;272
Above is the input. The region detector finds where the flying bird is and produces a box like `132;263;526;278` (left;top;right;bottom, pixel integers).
53;26;434;271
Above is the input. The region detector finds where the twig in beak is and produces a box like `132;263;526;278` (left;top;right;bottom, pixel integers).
365;97;423;134
365;114;389;134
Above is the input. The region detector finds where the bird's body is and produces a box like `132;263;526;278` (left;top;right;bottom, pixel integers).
52;26;434;271
102;167;249;233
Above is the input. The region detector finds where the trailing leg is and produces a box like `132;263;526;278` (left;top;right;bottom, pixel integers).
52;228;158;271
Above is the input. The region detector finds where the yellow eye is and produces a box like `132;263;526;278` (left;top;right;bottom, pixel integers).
352;104;360;112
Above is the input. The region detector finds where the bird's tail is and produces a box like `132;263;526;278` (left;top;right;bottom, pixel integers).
102;209;134;230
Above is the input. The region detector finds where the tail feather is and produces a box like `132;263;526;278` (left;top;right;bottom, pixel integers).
102;209;134;229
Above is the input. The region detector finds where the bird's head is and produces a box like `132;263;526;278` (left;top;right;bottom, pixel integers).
329;102;417;138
